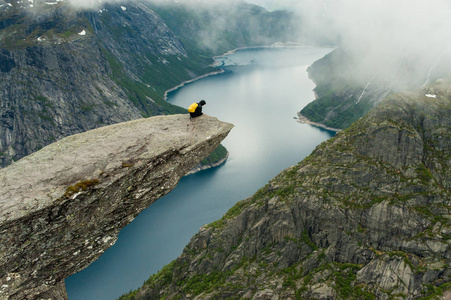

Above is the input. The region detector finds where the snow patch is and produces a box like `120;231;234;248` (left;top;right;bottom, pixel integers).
37;37;44;42
78;30;86;36
121;5;126;11
425;94;437;98
44;0;63;5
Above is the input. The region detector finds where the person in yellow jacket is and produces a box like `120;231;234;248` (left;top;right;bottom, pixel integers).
188;100;206;119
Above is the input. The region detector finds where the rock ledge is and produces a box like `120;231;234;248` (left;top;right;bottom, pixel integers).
0;114;233;300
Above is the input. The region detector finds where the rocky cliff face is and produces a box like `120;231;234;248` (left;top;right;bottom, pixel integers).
0;114;233;300
126;80;451;299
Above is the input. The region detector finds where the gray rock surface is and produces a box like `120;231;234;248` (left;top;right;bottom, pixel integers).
0;114;233;300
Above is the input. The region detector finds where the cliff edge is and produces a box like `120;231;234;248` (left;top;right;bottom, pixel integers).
0;114;233;300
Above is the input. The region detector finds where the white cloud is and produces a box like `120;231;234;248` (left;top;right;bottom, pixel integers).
290;0;451;87
63;0;451;86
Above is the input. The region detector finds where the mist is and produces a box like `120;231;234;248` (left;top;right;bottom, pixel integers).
293;0;451;88
64;0;451;87
65;0;242;10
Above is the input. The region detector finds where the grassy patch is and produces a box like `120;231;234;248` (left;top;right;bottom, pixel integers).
63;179;100;199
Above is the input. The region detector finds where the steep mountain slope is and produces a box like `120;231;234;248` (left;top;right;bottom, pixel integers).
301;48;451;130
123;79;451;299
0;0;296;168
148;0;301;56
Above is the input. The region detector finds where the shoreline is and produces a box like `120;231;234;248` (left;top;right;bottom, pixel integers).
298;52;342;133
164;43;330;101
211;43;325;64
163;69;225;101
185;152;229;176
296;113;342;132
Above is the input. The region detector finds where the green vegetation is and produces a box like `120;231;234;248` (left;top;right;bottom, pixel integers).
63;179;100;199
281;263;303;290
301;49;379;130
332;263;369;299
100;46;207;117
200;144;228;166
118;261;176;300
417;282;451;299
301;230;318;251
178;269;234;296
416;163;434;183
300;86;374;130
150;2;298;56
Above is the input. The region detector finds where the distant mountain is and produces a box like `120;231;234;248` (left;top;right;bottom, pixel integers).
121;79;451;300
301;47;451;130
149;0;301;55
0;0;298;167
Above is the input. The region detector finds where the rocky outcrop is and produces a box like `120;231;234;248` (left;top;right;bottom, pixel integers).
0;114;233;300
127;80;451;299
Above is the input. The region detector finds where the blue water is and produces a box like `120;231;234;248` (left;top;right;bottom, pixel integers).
66;46;334;300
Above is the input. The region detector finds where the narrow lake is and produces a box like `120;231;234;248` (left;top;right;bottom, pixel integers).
66;46;334;300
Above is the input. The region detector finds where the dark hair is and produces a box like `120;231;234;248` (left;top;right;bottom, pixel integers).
199;100;206;106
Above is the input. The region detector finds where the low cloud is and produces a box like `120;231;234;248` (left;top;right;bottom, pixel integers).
66;0;241;10
65;0;451;87
65;0;120;9
293;0;451;87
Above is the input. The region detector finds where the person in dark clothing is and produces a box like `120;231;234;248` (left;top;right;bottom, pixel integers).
188;100;206;119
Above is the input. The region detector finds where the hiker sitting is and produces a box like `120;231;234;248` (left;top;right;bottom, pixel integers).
188;100;206;119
